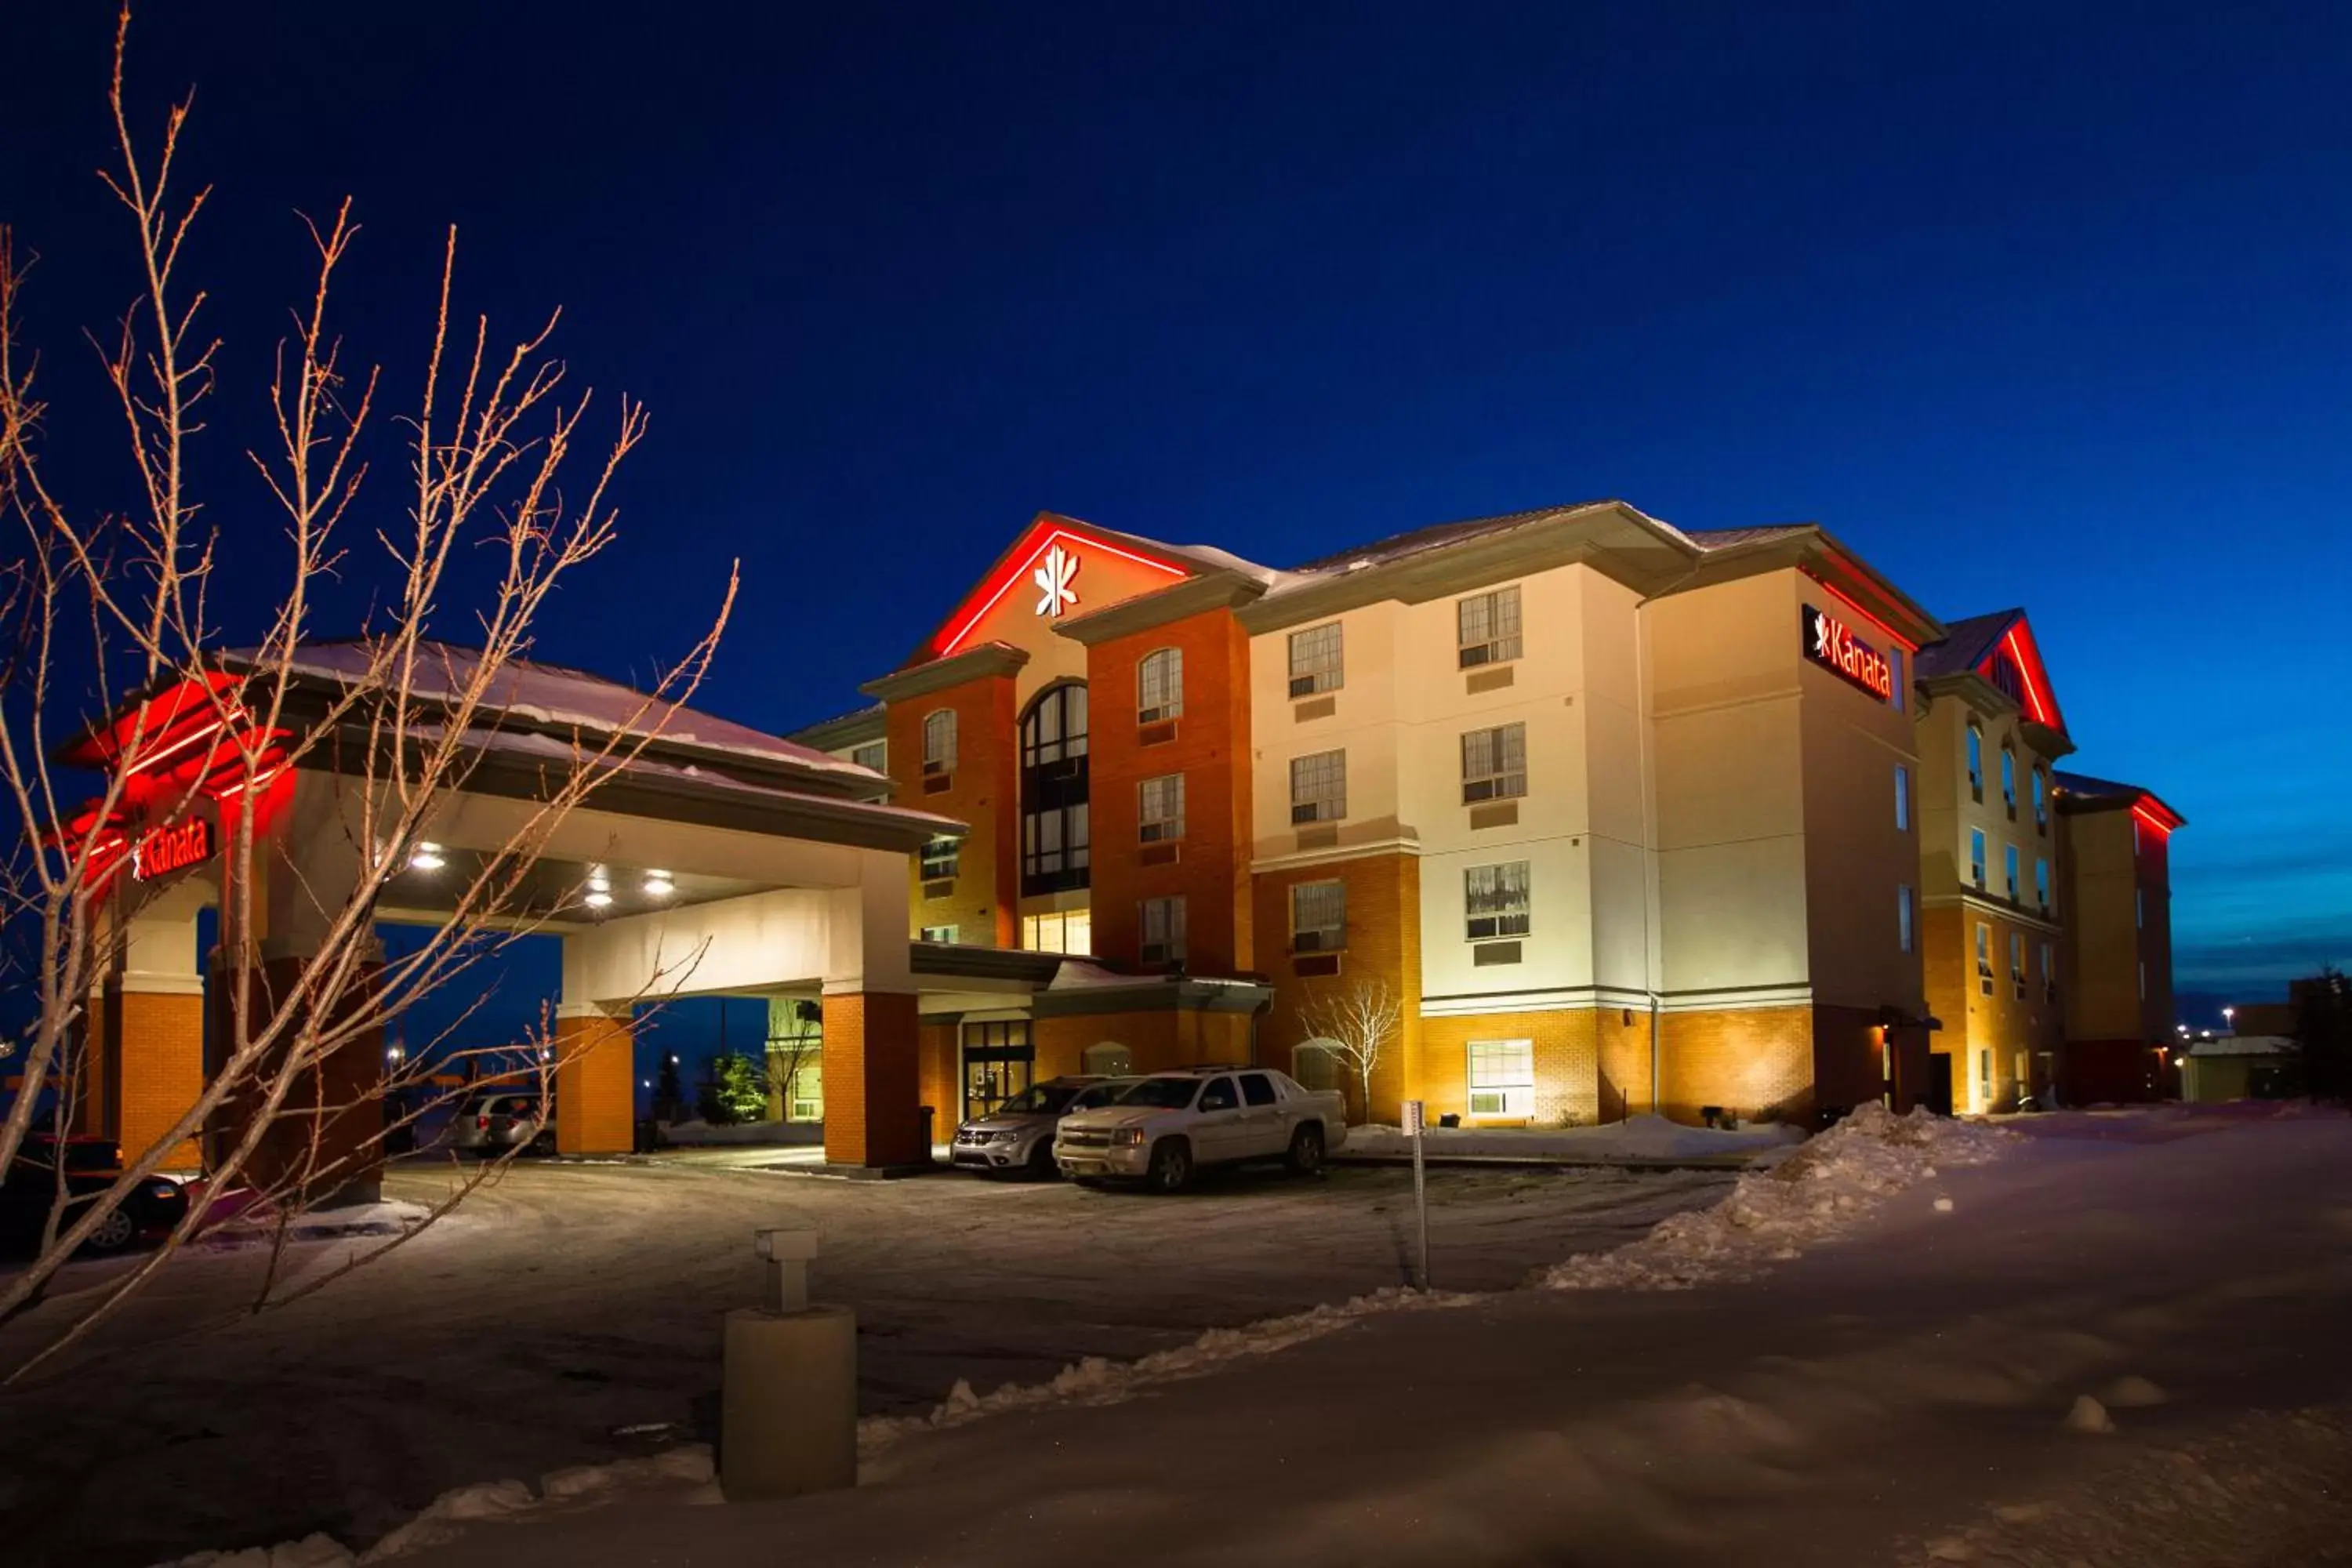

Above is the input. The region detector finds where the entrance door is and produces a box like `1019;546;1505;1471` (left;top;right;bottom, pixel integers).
960;1020;1035;1123
1924;1053;1955;1117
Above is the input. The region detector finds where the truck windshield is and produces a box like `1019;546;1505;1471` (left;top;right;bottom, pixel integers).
1117;1079;1200;1109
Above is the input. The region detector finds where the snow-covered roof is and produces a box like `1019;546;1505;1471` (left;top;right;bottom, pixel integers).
2187;1034;2294;1058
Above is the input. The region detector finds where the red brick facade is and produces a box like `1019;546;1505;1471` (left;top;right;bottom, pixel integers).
1252;852;1421;1123
886;673;1019;949
555;1009;636;1155
821;991;924;1167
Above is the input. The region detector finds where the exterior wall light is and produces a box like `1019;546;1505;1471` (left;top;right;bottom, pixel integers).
585;889;614;909
408;841;445;872
644;869;675;897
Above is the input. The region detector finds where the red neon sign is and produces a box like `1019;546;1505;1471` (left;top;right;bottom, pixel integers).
130;818;214;882
1994;622;2063;732
931;521;1190;657
1801;604;1894;702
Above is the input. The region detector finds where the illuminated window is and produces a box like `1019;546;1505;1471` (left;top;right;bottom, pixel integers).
1022;909;1092;956
1139;896;1187;966
1290;880;1346;953
2011;931;2027;1000
1895;764;1911;831
920;835;960;880
923;710;957;775
1969;829;1987;890
2005;843;2020;902
1138;773;1186;842
786;1058;824;1123
1020;684;1090;895
1461;723;1527;804
1457;585;1523;669
1138;648;1183;724
851;739;886;774
920;924;959;944
2035;857;2051;913
1976;921;1993;996
1898;884;1914;953
1465;862;1531;942
1288;622;1343;698
1290;750;1347;824
1468;1039;1536;1119
1967;724;1984;801
2001;746;2017;817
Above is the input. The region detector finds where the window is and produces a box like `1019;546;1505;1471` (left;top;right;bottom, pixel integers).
1457;585;1523;668
1460;722;1527;804
1898;884;1915;953
1022;909;1092;956
1894;764;1911;832
920;924;959;944
1889;647;1907;712
1290;880;1346;953
2132;817;2142;857
1976;921;1993;996
1293;1040;1342;1092
922;710;957;775
2005;844;2020;902
1288;622;1343;698
1976;1047;1993;1112
1082;1042;1132;1076
2138;960;2147;1001
2042;939;2057;1002
2136;887;2144;929
1240;1073;1278;1108
1465;862;1531;942
1198;1076;1240;1112
786;1057;823;1123
1467;1039;1535;1119
920;835;960;880
1138;647;1183;724
2033;767;2048;833
1290;750;1347;824
1969;829;1987;890
2011;931;2027;1000
961;1019;1035;1123
1138;773;1186;842
2002;746;2017;817
1966;724;1984;801
1139;896;1187;965
2035;857;2051;913
850;739;886;774
1020;685;1090;895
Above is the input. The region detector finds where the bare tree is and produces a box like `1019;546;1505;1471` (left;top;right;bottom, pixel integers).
0;8;735;1382
1294;978;1401;1125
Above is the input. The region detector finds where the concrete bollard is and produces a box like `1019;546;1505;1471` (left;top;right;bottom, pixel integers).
720;1227;857;1501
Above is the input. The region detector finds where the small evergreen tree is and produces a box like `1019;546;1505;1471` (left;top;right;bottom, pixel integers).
696;1051;770;1125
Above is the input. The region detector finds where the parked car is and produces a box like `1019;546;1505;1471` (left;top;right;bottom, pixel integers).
0;1134;191;1255
1054;1066;1348;1192
951;1076;1136;1177
448;1090;557;1156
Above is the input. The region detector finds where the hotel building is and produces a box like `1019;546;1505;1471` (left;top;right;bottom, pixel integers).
792;501;2187;1130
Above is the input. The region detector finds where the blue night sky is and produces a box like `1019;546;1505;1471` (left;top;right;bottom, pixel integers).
6;1;2347;1058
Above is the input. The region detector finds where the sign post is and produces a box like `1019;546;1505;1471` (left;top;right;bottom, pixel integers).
1403;1098;1430;1291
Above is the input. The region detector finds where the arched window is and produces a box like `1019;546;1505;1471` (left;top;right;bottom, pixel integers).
922;710;956;775
1137;647;1184;724
1965;724;1984;801
2001;746;2017;816
1020;684;1090;896
2031;766;2048;833
1082;1042;1132;1077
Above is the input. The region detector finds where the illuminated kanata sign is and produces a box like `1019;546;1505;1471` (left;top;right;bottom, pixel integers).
1033;543;1079;617
1802;604;1893;702
131;817;213;882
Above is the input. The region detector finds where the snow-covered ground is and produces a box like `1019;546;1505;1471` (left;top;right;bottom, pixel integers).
0;1152;1726;1566
1345;1111;1805;1163
363;1104;2352;1567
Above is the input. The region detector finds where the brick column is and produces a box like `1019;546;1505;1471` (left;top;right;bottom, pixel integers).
554;1006;635;1155
105;986;209;1171
209;956;387;1203
821;991;922;1167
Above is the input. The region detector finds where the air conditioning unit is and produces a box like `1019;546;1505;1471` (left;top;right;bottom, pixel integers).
1288;675;1318;699
1291;801;1323;825
1142;942;1174;965
1138;704;1174;725
1140;822;1173;843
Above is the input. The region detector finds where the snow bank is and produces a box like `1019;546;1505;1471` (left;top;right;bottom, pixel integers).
1348;1113;1802;1163
855;1285;1479;1460
658;1119;824;1148
1537;1104;2015;1292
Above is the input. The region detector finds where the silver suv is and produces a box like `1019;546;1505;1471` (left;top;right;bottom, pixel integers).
951;1076;1134;1177
1054;1066;1348;1192
449;1090;556;1156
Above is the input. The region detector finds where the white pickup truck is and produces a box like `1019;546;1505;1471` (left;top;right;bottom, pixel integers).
1052;1065;1348;1192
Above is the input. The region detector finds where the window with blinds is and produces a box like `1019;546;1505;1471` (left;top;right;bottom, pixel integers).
1138;647;1183;724
1138;773;1185;842
1457;585;1523;668
1465;861;1531;941
1289;880;1345;953
1287;622;1343;698
1290;750;1347;824
1460;723;1526;804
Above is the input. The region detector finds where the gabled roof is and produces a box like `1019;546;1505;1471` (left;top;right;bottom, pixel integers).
1916;608;2067;735
1283;499;1656;574
2055;771;2186;833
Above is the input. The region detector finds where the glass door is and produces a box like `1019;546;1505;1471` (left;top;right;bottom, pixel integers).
961;1020;1035;1122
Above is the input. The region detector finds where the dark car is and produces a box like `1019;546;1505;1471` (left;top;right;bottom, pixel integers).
0;1134;191;1255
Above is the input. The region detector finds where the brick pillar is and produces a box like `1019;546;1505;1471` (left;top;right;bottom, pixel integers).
103;987;209;1171
821;991;922;1167
555;1007;635;1155
209;958;386;1203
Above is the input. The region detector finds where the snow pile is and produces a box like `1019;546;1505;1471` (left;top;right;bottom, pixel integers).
657;1118;824;1148
1348;1113;1802;1163
856;1286;1480;1459
1537;1104;2016;1292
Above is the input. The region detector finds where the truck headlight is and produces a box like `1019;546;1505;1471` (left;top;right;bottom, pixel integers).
1112;1127;1145;1148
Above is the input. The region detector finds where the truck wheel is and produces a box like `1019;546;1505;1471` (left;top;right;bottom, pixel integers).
1287;1123;1326;1176
1145;1138;1192;1195
1025;1140;1058;1180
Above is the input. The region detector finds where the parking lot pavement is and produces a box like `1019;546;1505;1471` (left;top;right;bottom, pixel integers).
0;1154;1732;1568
